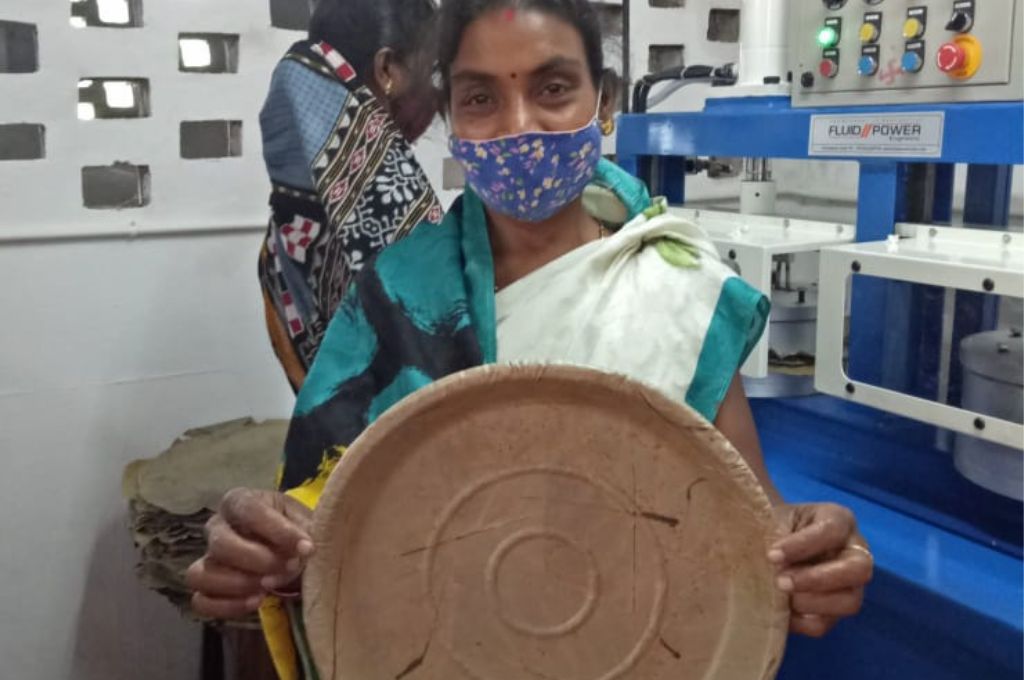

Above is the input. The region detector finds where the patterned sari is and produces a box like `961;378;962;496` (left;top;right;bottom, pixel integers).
258;40;443;392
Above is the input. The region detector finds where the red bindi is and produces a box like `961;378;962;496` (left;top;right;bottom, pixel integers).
502;8;516;21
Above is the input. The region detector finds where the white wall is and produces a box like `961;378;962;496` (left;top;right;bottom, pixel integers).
0;0;299;239
1;3;299;676
0;230;294;680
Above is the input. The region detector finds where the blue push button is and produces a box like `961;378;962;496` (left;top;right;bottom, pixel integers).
902;51;924;73
858;54;879;76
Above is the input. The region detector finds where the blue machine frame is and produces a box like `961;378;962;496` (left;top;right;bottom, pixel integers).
618;97;1024;680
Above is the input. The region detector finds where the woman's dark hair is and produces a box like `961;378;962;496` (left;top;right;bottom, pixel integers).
309;0;438;84
436;0;606;91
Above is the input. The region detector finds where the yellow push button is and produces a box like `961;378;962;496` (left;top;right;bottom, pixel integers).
902;17;925;40
860;22;880;43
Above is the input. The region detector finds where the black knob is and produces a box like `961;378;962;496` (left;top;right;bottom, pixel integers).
946;11;973;33
801;71;815;88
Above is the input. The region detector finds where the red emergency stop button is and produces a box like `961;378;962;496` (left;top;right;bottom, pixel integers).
819;58;839;78
937;35;983;79
937;42;966;72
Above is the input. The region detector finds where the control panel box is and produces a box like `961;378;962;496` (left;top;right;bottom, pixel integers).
790;0;1023;107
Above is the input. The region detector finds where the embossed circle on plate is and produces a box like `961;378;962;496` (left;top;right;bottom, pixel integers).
422;466;668;680
484;528;600;638
304;365;789;680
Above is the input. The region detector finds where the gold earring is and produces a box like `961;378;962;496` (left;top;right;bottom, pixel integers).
600;118;615;137
384;80;394;97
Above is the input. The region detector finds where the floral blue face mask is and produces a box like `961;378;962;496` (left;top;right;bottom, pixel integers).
449;115;603;222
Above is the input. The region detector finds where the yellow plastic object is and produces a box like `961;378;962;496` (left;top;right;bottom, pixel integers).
902;17;925;40
859;22;880;44
943;34;983;80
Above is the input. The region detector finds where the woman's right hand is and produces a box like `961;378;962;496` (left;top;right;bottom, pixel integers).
186;488;315;619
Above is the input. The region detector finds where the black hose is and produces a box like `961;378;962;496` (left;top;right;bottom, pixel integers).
631;63;737;114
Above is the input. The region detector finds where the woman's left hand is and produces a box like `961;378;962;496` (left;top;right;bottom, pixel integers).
769;503;873;638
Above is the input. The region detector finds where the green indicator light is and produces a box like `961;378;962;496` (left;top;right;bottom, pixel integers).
817;26;839;48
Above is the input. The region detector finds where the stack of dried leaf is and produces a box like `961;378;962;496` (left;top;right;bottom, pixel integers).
122;418;287;622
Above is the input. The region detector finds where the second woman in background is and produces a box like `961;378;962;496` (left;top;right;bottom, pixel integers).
258;0;444;392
